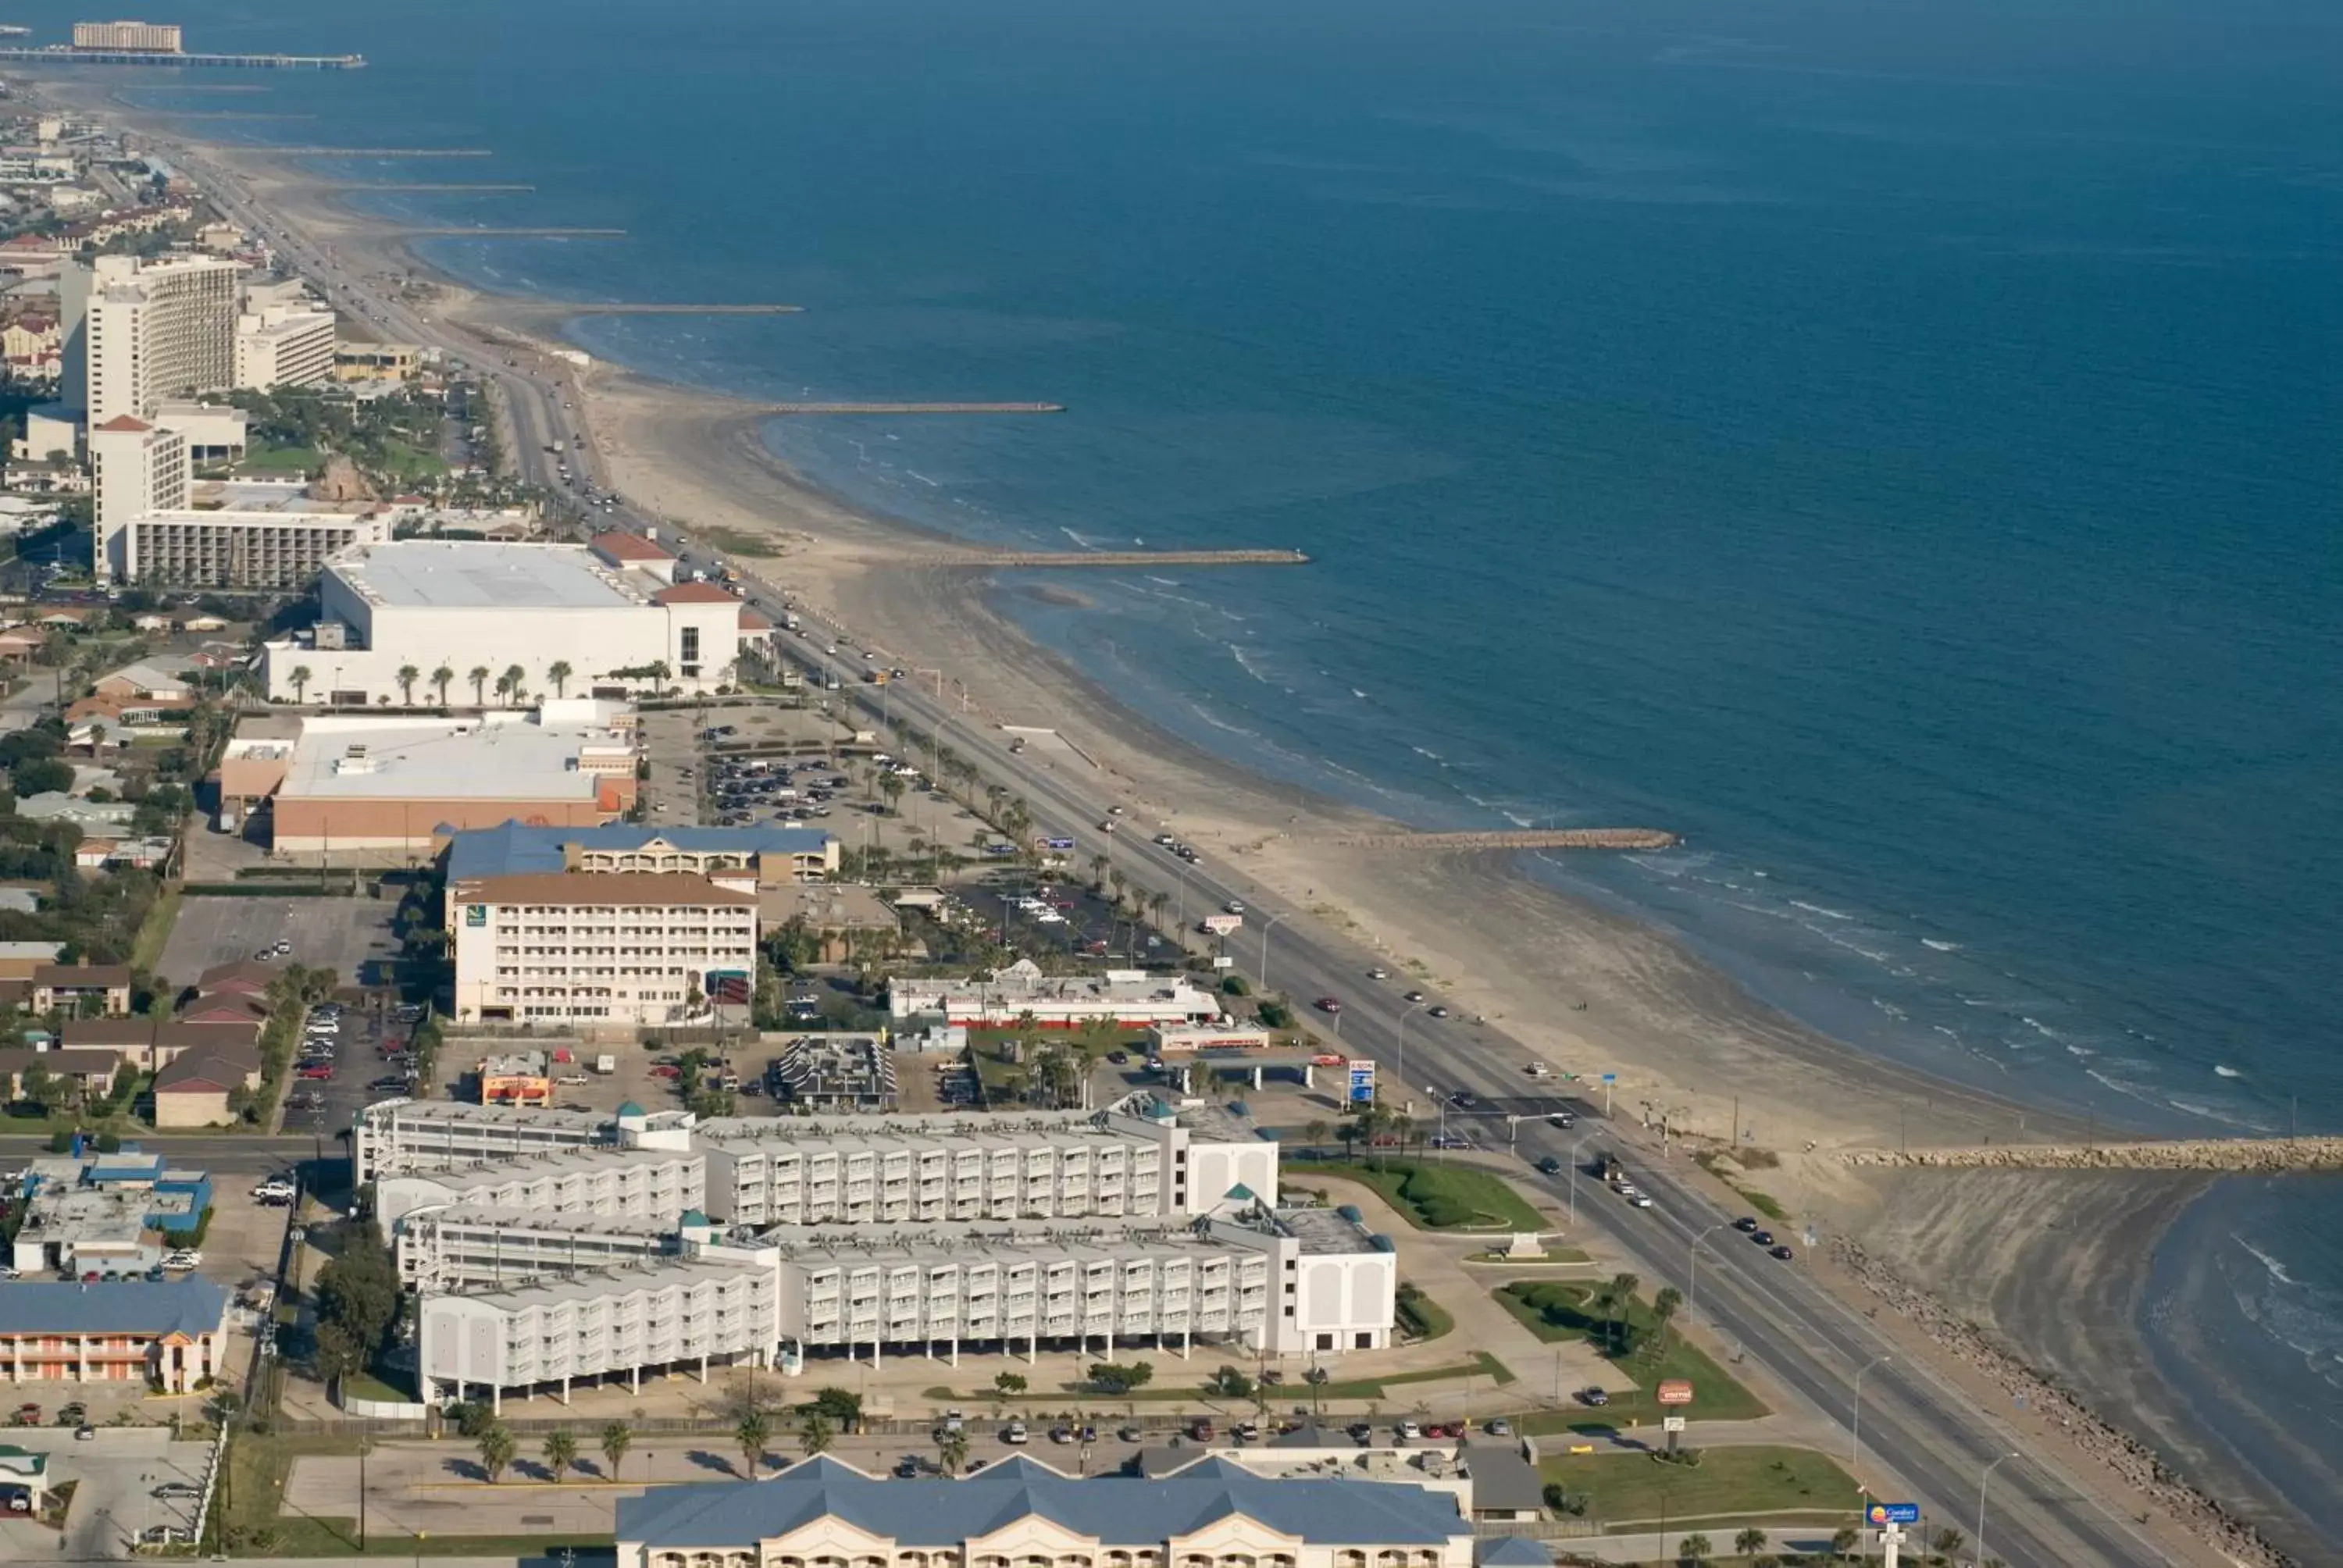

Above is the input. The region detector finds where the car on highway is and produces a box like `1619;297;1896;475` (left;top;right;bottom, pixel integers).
1367;965;1389;979
1535;1156;1564;1175
1403;989;1427;1003
1154;832;1176;846
1546;1110;1576;1128
1750;1230;1775;1246
1770;1244;1796;1260
1427;1004;1451;1018
1223;900;1245;914
1733;1216;1760;1232
1315;996;1342;1014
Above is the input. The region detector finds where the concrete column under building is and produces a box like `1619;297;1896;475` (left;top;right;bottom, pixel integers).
562;1375;569;1405
492;1384;502;1416
631;1365;640;1396
950;1337;958;1368
699;1354;708;1383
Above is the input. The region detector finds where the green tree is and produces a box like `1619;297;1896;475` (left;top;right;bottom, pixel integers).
799;1411;834;1457
936;1425;970;1477
312;1319;365;1392
1828;1526;1860;1560
477;1424;516;1484
1207;1367;1254;1401
879;772;906;814
1734;1528;1769;1559
546;660;573;698
288;665;312;705
395;665;420;706
468;665;490;706
1303;1365;1329;1417
1676;1534;1711;1563
736;1408;772;1478
502;664;527;704
599;1421;632;1481
808;1387;863;1432
1932;1527;1967;1559
1088;1362;1154;1395
1603;1271;1641;1355
431;663;455;706
542;1430;576;1484
993;1372;1028;1398
1645;1285;1684;1364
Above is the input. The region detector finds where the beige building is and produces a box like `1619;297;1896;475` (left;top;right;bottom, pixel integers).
88;414;189;576
234;305;336;390
450;871;759;1025
334;341;421;381
216;706;639;857
73;20;184;52
110;508;392;590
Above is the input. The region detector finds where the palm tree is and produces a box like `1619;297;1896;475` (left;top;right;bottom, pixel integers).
1088;853;1111;893
1304;1119;1332;1157
1828;1526;1860;1561
1605;1271;1641;1355
1303;1364;1328;1417
799;1411;834;1456
547;660;573;698
287;665;312;705
1932;1527;1967;1559
395;665;419;706
935;1425;969;1477
432;663;455;707
1646;1285;1683;1364
1149;889;1170;931
501;664;527;707
1677;1533;1711;1563
1735;1527;1769;1559
541;1430;576;1484
477;1424;516;1484
735;1408;771;1478
599;1421;632;1481
468;665;490;706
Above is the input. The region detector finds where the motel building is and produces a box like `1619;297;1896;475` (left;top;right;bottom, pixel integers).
0;1279;230;1391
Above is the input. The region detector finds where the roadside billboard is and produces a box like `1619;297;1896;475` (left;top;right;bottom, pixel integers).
1200;912;1243;935
1347;1058;1377;1106
1656;1380;1695;1406
1866;1503;1920;1526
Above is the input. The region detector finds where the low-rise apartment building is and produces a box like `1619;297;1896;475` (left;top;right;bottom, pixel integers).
449;871;759;1025
890;959;1226;1029
394;1204;677;1292
376;1147;707;1229
416;1259;776;1411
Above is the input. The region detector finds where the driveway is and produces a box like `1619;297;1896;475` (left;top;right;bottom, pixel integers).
0;1427;207;1562
156;893;398;992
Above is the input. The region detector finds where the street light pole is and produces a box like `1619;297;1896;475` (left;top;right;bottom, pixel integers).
1393;999;1428;1086
1567;1133;1596;1227
1688;1224;1724;1316
1259;912;1287;994
1978;1451;2017;1566
1850;1354;1891;1479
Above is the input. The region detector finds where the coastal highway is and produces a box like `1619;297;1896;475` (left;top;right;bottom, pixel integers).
165;138;2174;1568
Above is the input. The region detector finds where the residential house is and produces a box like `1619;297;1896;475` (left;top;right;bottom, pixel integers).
0;1278;230;1391
0;940;65;982
0;1046;124;1102
151;1042;263;1128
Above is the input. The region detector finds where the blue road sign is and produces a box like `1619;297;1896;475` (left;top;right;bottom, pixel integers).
1865;1502;1921;1527
1600;1072;1617;1083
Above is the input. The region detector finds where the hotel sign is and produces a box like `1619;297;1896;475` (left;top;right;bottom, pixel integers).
465;905;487;927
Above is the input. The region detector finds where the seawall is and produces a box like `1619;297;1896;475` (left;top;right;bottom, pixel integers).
1839;1135;2343;1173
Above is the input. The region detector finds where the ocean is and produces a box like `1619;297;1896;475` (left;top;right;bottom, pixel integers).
28;0;2341;1537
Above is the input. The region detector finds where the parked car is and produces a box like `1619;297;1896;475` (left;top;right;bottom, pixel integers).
1002;1420;1029;1445
152;1481;203;1500
296;1064;333;1080
1578;1388;1610;1407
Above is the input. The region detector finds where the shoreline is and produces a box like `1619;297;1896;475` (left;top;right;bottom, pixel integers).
23;76;2300;1564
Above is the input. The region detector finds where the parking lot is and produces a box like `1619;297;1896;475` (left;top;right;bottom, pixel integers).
155;893;400;992
0;1427;207;1561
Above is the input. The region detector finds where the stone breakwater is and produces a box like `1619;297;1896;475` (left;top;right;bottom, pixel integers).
1839;1136;2343;1173
1830;1237;2296;1568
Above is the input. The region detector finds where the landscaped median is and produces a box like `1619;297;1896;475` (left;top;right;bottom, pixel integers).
1538;1444;1862;1535
1285;1156;1549;1231
1496;1280;1769;1422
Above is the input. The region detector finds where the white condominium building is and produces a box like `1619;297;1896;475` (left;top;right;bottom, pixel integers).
376;1147;707;1228
756;1221;1270;1361
110;508;393;590
394;1204;676;1292
355;1099;615;1181
450;871;759;1025
87;415;187;576
417;1260;776;1412
73;254;241;425
234;305;337;391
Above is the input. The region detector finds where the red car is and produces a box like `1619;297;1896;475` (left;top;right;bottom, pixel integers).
296;1064;333;1080
650;1064;681;1079
1315;996;1343;1014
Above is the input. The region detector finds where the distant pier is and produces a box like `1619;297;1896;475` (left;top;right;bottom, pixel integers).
332;183;536;193
402;226;626;237
939;547;1311;568
761;401;1063;415
142;110;313;120
1319;827;1680;852
562;304;804;315
196;144;490;157
0;46;365;69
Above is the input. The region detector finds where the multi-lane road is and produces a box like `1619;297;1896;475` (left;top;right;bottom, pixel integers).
161;140;2177;1567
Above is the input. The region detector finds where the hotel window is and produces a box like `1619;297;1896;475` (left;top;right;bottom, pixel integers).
679;625;701;675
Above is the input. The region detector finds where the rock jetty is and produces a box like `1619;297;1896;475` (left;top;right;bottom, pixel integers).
1838;1136;2343;1174
1831;1237;2296;1568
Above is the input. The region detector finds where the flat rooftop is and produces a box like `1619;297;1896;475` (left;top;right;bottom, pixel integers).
333;541;649;612
281;715;628;803
190;479;373;515
1274;1204;1380;1256
749;1217;1245;1267
414;1203;680;1242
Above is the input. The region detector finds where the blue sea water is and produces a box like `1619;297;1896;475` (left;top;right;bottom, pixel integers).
29;0;2341;1531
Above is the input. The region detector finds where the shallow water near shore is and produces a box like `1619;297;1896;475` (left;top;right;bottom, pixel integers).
45;0;2343;1535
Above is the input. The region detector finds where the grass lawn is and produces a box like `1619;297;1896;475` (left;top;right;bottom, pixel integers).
130;886;183;972
1539;1444;1862;1531
967;1023;1147;1104
921;1351;1513;1407
1496;1281;1769;1421
241;444;319;474
1394;1281;1453;1342
1286;1158;1546;1232
696;523;782;558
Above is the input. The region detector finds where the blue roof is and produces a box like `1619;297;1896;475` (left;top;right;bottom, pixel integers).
0;1278;227;1336
1478;1540;1553;1567
615;1455;1467;1549
447;821;835;882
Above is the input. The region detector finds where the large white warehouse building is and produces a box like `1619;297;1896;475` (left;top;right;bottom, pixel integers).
261;539;758;706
